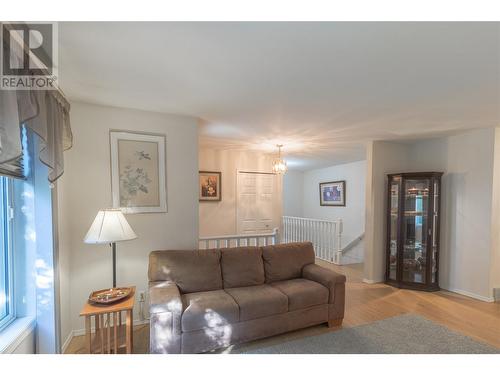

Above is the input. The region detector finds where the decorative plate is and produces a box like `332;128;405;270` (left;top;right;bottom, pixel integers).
88;287;132;305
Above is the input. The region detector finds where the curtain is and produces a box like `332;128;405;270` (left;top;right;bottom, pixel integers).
0;89;72;182
0;22;72;183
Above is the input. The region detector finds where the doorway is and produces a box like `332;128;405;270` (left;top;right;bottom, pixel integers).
236;171;281;234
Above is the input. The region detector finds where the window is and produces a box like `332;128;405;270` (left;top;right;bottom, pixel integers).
0;176;14;331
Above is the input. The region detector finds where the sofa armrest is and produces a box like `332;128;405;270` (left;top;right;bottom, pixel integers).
302;264;346;291
302;264;346;322
149;281;183;353
149;281;183;314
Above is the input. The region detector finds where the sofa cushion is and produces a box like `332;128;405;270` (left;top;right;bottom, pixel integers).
148;249;222;293
261;242;316;283
181;290;239;332
221;247;265;288
271;278;329;311
225;284;288;321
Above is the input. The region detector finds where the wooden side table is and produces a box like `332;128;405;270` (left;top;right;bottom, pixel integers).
80;286;135;354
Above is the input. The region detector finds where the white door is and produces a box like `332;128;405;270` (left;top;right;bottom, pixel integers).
237;171;280;234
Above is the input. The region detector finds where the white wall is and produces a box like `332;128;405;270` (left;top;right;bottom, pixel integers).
408;129;495;301
302;161;366;245
56;172;72;351
282;161;366;263
490;129;500;298
282;170;304;217
364;128;498;301
199;148;282;237
57;102;199;338
364;141;411;283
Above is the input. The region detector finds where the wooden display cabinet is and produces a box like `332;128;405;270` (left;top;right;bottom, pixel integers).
386;172;443;291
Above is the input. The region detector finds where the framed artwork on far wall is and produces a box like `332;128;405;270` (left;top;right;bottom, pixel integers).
319;180;346;206
110;130;167;214
199;171;222;201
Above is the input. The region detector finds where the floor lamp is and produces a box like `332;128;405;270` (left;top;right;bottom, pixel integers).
84;209;137;288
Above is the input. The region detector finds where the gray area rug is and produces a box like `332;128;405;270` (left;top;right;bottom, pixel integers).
238;314;499;354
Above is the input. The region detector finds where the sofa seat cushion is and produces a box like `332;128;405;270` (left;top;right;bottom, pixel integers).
181;290;239;332
221;246;265;288
225;284;288;321
271;278;329;311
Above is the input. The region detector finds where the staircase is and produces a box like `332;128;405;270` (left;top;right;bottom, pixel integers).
282;216;364;265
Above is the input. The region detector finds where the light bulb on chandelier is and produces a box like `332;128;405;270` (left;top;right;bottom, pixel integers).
272;144;288;174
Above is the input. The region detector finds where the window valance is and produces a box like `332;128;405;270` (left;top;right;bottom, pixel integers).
0;88;72;182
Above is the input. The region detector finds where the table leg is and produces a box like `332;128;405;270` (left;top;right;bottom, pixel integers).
113;312;118;354
130;309;133;351
85;316;91;354
126;310;132;354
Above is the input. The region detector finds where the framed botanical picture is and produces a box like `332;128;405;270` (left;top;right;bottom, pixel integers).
199;171;221;201
110;130;167;213
319;180;346;206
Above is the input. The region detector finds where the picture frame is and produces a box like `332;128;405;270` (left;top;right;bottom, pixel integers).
319;180;346;206
110;130;167;214
199;171;222;202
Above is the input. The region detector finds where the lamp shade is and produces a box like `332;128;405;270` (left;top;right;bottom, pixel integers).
84;209;137;244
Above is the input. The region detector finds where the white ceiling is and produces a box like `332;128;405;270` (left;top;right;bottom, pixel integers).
58;22;500;170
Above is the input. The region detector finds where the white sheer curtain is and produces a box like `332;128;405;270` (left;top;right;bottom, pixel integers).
0;89;72;182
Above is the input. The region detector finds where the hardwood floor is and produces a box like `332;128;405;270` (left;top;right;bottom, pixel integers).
64;261;500;354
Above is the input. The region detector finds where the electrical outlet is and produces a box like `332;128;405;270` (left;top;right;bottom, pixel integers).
139;291;145;302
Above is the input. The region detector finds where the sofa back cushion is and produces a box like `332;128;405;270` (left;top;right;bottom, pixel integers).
262;242;315;283
148;249;222;293
220;246;265;288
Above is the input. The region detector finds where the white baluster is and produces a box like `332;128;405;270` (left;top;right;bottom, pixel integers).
320;221;324;260
330;222;334;262
295;218;298;242
283;217;290;243
318;222;322;259
323;223;327;260
314;221;318;257
317;222;321;260
283;218;290;243
288;217;291;243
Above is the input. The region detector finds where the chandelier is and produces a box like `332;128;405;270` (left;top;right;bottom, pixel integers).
272;144;288;174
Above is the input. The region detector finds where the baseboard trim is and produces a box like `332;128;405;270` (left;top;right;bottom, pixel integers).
362;278;383;284
61;331;74;354
71;318;150;338
443;287;494;303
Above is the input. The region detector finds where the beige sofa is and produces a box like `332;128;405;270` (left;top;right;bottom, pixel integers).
148;242;346;354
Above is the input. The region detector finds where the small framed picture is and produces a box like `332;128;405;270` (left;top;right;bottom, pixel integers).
199;171;222;202
319;180;346;206
110;130;167;213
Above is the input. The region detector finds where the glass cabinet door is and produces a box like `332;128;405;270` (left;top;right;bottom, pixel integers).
401;178;429;284
431;179;439;284
388;177;400;281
